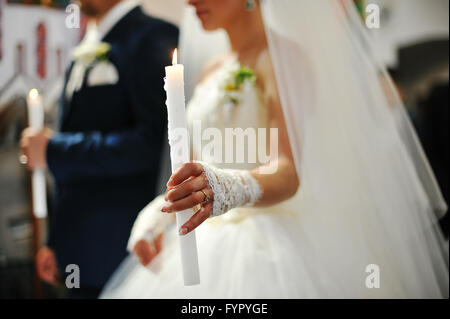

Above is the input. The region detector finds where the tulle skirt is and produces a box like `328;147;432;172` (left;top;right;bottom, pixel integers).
100;189;448;299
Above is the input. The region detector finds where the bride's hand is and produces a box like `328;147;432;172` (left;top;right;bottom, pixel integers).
133;233;164;267
127;195;174;266
162;162;214;235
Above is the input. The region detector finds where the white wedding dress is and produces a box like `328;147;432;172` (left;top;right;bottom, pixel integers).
101;57;311;298
100;55;448;299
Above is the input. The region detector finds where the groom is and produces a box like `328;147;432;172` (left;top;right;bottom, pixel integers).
20;0;178;298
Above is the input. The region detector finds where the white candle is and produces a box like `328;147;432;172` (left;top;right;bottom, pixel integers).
164;49;200;286
27;89;48;219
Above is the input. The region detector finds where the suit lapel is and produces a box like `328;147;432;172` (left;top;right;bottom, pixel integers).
59;62;74;130
102;7;142;43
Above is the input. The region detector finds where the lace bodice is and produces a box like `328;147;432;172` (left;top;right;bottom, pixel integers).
186;56;268;171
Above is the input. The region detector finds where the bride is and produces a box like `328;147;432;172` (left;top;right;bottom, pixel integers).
101;0;448;298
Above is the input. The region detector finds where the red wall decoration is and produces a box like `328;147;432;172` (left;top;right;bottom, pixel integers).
16;43;24;74
36;22;47;79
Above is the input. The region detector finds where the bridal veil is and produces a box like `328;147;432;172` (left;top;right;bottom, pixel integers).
180;0;448;297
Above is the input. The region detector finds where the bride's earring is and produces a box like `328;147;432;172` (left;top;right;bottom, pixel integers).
245;0;256;11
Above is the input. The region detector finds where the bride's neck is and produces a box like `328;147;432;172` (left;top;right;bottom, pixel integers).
225;8;267;66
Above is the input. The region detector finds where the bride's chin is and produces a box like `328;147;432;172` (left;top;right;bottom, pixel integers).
203;26;215;31
202;24;220;31
198;19;219;31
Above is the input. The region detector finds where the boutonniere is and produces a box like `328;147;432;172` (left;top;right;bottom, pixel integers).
72;41;111;65
222;66;257;105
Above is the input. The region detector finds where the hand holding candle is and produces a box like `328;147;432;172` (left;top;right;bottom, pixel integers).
164;49;200;286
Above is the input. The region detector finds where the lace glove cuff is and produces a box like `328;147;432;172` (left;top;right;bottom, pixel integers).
127;195;174;252
198;161;263;217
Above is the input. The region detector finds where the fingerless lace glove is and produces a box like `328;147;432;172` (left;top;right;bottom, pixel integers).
198;161;263;217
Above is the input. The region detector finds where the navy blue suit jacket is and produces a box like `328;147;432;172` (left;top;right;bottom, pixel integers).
46;7;178;288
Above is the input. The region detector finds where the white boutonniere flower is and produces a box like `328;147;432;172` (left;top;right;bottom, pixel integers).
73;41;111;65
66;42;118;96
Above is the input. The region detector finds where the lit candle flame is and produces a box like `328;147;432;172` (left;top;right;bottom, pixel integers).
172;48;178;65
29;88;39;100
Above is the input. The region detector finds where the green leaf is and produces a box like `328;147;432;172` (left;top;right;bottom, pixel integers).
234;66;257;88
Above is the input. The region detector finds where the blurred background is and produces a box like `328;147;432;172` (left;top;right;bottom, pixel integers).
0;0;448;298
